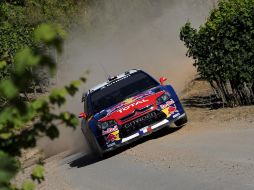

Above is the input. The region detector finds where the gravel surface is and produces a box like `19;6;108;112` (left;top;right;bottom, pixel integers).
59;111;254;190
16;80;254;190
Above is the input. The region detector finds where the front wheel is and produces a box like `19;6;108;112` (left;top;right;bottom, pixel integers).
83;128;104;158
90;135;103;158
174;115;188;127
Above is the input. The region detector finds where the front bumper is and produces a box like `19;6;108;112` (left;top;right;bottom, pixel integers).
102;113;186;153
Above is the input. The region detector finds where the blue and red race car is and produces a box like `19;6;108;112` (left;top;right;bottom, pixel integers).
79;69;187;157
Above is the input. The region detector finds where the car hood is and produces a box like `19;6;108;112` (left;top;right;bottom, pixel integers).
94;87;165;123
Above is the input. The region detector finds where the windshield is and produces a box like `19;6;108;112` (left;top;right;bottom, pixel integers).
88;71;158;114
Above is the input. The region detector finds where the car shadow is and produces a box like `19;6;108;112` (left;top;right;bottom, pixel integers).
68;126;182;168
182;95;224;109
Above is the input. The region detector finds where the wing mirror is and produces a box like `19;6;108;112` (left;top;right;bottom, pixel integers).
79;112;87;119
159;77;167;85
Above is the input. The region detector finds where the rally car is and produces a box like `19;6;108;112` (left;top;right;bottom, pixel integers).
79;69;187;157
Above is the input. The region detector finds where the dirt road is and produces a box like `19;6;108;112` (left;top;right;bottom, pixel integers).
32;80;254;190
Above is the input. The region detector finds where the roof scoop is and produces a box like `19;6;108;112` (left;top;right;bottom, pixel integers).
108;76;117;81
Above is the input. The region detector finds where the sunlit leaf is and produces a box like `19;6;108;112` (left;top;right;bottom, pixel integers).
0;132;12;140
0;61;7;70
14;47;41;75
0;80;18;99
31;165;44;182
61;112;70;120
31;99;46;110
22;180;36;190
49;88;67;106
34;24;57;43
55;24;67;38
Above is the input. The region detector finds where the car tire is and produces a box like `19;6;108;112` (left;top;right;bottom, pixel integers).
91;136;104;158
174;115;188;127
84;128;103;158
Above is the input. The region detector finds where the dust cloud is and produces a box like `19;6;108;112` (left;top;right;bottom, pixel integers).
39;0;216;157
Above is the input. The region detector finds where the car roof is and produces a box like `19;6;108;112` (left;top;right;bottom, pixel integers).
84;69;140;98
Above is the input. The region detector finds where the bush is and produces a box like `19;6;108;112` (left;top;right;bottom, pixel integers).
0;0;88;97
180;0;254;106
0;24;85;190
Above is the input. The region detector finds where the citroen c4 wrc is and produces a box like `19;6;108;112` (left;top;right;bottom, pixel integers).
79;69;187;157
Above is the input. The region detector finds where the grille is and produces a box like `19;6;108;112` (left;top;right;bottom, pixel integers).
119;110;166;138
120;105;153;122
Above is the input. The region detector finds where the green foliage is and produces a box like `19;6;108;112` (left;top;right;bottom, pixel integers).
0;1;89;188
0;80;18;99
0;0;88;96
0;151;20;185
0;61;7;70
0;24;85;190
22;180;35;190
31;165;44;183
180;0;254;106
14;48;41;75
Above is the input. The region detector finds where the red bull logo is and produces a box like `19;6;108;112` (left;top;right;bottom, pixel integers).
161;104;178;117
106;134;116;143
168;105;177;114
105;131;120;143
160;99;175;109
102;125;118;135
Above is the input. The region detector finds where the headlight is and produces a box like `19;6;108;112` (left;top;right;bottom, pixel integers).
156;93;170;105
97;120;117;130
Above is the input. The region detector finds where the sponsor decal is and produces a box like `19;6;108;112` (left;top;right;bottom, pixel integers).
123;97;135;104
162;108;170;117
159;99;175;109
107;142;116;148
131;91;154;100
167;99;175;105
118;99;149;113
139;126;148;135
162;104;178;117
87;116;93;121
147;126;152;132
160;104;167;109
173;113;180;118
103;75;130;88
102;125;118;135
103;91;156;116
113;101;126;109
106;131;120;144
168;105;177;114
124;112;157;128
